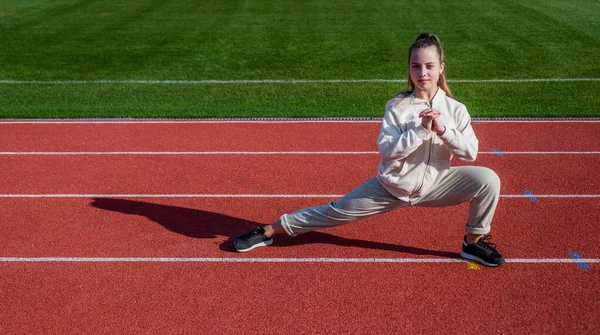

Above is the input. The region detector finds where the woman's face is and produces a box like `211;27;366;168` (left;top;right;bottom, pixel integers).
409;46;445;94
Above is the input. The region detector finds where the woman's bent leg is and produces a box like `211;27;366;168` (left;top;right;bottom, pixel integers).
412;166;504;266
413;166;501;235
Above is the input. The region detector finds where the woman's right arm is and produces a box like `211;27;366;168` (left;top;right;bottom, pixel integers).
377;106;430;161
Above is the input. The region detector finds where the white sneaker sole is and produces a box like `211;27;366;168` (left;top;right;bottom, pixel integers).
235;238;273;253
459;251;503;267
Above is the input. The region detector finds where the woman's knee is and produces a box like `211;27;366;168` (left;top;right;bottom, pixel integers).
475;167;501;193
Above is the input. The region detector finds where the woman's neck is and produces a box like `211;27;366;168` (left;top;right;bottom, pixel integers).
412;87;438;102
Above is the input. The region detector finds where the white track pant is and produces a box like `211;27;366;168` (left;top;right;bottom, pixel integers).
280;166;500;236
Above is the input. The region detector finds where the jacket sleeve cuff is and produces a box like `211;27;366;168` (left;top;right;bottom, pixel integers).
438;128;455;143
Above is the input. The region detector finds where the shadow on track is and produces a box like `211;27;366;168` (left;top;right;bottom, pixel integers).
90;198;459;258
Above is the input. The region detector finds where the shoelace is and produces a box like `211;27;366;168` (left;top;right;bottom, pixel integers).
239;227;261;239
477;235;498;252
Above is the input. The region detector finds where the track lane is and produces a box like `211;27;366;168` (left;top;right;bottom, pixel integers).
0;123;380;152
1;121;599;152
2;120;599;335
0;198;598;259
474;122;600;152
0;155;598;194
1;262;598;334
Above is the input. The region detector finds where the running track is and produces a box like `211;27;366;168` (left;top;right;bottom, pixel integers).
0;120;599;334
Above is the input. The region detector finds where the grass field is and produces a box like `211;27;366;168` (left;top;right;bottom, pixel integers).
1;0;599;118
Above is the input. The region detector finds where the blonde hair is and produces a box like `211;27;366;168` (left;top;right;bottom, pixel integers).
397;32;453;99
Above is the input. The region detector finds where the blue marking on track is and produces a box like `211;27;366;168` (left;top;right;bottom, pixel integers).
492;148;504;157
569;252;591;270
523;190;539;202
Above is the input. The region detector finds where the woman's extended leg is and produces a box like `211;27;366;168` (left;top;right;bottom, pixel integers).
232;177;407;252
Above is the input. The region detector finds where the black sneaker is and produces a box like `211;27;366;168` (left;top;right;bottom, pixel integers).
459;235;505;267
232;226;273;252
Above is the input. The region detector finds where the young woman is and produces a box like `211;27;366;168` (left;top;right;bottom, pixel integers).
233;32;505;267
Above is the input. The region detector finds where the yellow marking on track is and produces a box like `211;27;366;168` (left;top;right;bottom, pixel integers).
467;262;481;270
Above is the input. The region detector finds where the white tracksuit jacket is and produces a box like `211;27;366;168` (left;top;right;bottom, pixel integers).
376;88;478;201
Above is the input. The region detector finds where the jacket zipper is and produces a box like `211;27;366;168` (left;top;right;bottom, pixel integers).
411;101;434;197
413;136;433;196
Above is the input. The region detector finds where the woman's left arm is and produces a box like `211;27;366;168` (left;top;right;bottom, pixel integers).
434;105;478;161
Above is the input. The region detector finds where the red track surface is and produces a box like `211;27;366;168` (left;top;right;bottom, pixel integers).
1;121;599;152
1;155;599;194
0;198;599;258
2;263;598;334
1;120;599;334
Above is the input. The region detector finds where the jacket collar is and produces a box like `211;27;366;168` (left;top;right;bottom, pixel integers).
411;87;445;106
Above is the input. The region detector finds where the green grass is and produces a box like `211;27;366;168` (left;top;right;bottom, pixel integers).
0;0;599;118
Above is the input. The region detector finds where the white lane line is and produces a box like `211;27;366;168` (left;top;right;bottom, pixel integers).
0;257;598;263
0;194;599;198
473;120;600;123
502;194;600;198
0;120;382;124
0;151;599;155
0;151;378;155
0;78;598;84
0;257;597;263
483;151;600;155
1;119;600;124
0;194;346;198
